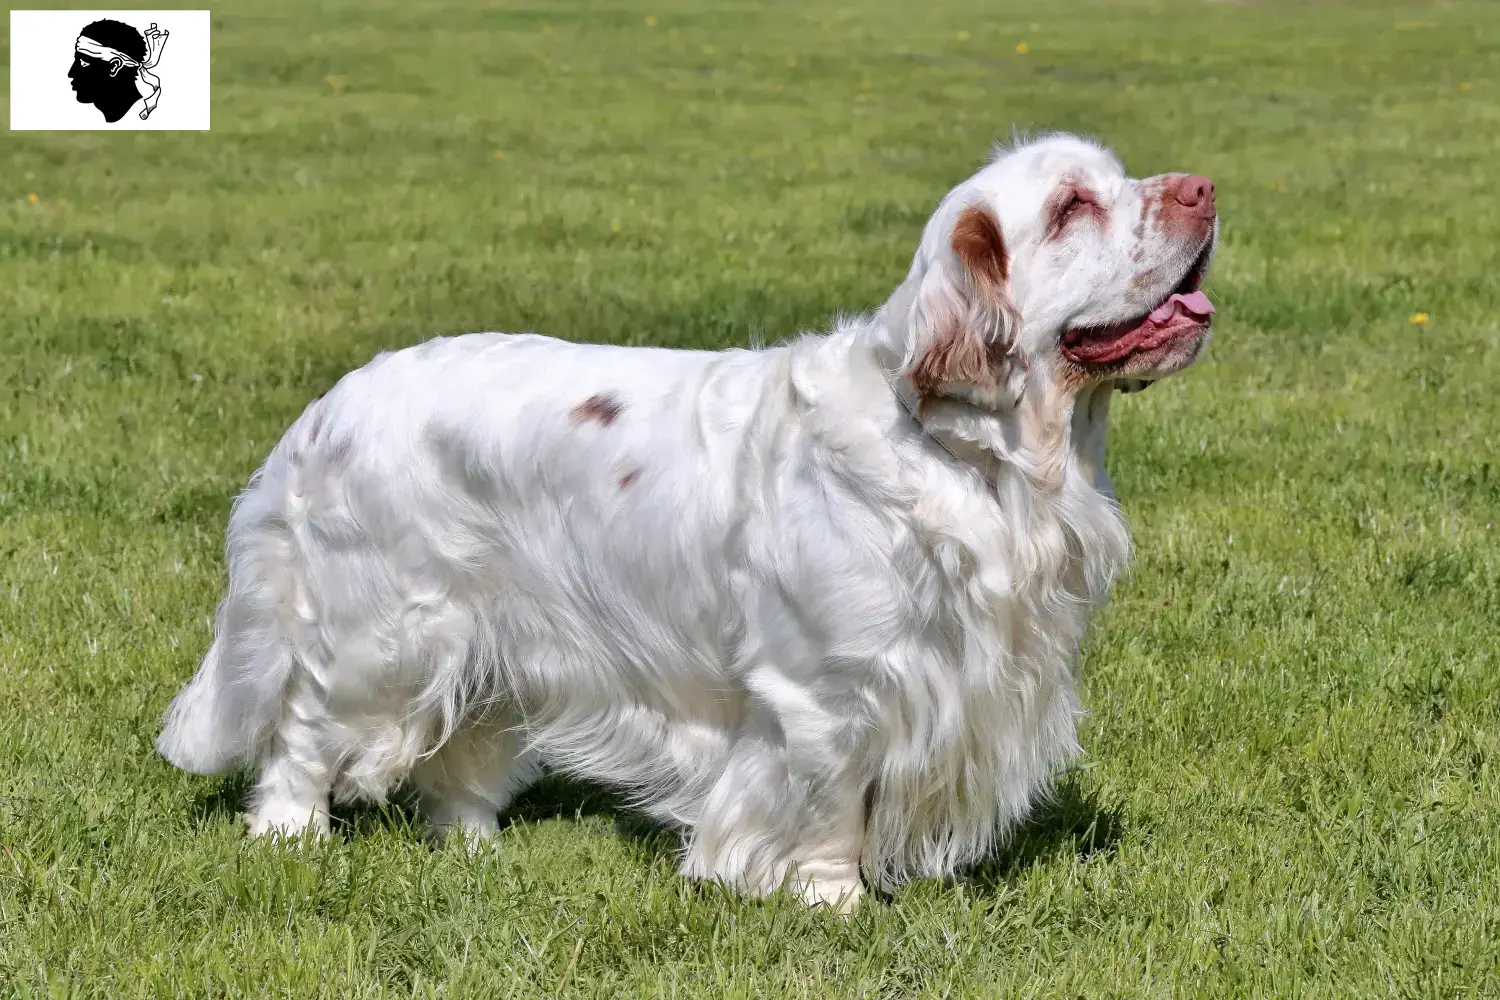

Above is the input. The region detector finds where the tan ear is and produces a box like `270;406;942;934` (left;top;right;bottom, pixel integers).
905;203;1022;408
949;203;1009;294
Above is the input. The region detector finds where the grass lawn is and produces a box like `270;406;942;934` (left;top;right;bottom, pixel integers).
3;0;1499;995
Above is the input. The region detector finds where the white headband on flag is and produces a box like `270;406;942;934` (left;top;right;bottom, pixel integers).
75;22;170;119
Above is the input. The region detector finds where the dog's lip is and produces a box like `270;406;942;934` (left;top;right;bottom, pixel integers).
1061;310;1209;366
1060;237;1215;367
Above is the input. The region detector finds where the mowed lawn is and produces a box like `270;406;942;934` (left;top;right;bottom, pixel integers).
3;0;1499;995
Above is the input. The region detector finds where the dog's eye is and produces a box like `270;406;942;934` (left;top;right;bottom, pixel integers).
1051;191;1092;233
1048;187;1099;237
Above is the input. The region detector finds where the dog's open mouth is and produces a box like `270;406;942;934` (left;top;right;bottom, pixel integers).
1061;241;1215;366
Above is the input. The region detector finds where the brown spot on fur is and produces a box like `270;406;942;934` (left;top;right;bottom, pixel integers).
904;204;1021;402
1129;178;1161;262
950;204;1009;290
619;469;639;489
908;319;1012;396
1128;265;1166;299
571;393;623;426
904;205;1019;400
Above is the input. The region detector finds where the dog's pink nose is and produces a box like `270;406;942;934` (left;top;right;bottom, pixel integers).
1172;174;1216;216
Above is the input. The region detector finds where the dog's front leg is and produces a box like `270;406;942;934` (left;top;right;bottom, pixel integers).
680;680;868;913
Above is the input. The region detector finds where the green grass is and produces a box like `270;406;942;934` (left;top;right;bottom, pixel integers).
3;0;1499;995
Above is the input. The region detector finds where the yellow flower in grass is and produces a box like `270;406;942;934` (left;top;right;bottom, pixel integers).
1016;41;1030;54
645;15;657;27
26;193;39;204
1409;312;1430;326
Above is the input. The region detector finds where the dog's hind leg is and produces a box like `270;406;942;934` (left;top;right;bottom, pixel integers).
245;665;334;839
411;716;541;845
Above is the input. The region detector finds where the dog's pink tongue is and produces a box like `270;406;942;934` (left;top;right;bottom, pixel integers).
1148;290;1215;325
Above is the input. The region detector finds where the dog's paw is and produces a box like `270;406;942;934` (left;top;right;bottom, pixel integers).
243;800;331;841
789;861;864;915
421;797;501;853
803;876;864;914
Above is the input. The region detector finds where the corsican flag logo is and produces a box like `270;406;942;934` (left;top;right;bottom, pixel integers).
69;19;171;122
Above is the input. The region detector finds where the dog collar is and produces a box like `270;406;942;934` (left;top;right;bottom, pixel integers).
871;343;996;474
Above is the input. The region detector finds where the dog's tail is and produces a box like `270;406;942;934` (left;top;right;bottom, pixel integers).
156;624;292;776
157;415;315;776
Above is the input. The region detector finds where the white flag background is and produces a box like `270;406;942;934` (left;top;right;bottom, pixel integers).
10;9;210;130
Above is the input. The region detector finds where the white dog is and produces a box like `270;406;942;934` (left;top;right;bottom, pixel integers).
158;133;1218;911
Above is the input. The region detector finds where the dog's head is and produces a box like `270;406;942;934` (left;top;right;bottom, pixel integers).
893;133;1218;406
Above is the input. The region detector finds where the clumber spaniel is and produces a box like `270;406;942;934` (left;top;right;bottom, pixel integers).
159;133;1217;911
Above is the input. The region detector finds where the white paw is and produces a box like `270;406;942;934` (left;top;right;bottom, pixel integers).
244;800;331;840
789;862;864;914
800;876;863;914
423;800;500;851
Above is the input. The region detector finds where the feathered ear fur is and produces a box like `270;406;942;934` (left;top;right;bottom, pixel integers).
904;203;1024;410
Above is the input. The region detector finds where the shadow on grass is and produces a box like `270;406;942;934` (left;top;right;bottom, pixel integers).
188;769;1117;885
190;771;251;826
493;772;1125;890
190;770;425;839
962;777;1126;892
502;775;681;865
189;769;677;858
